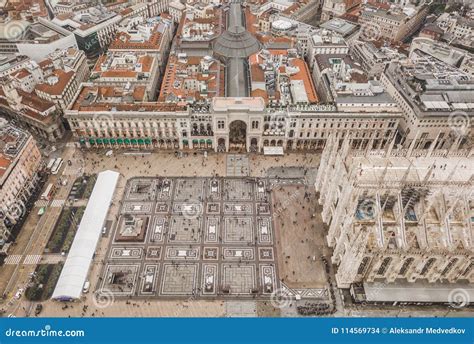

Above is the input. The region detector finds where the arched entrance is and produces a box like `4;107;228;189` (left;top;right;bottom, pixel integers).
250;138;258;152
229;120;247;151
217;138;226;152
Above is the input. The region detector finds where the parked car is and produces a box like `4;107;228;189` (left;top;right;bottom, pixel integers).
14;288;24;300
83;281;90;294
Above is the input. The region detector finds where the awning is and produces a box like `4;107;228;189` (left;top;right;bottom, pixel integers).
138;139;144;145
182;139;189;144
96;138;103;144
263;146;284;156
79;138;85;144
117;138;123;144
192;139;198;144
145;138;151;144
364;281;474;303
206;139;212;144
110;138;116;144
131;139;137;144
124;138;130;144
103;138;109;144
199;139;205;143
89;138;95;145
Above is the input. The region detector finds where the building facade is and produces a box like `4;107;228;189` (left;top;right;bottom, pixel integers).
0;119;42;242
315;135;473;302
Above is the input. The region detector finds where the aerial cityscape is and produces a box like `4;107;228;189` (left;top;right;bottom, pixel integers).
0;0;472;321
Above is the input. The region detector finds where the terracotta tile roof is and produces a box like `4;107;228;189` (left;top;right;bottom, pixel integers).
109;29;164;50
158;54;222;102
250;63;265;82
18;89;56;112
139;55;154;73
13;68;31;80
288;58;318;103
249;50;318;104
0;155;12;178
101;70;137;78
38;58;53;69
71;85;187;112
251;89;269;103
35;70;74;96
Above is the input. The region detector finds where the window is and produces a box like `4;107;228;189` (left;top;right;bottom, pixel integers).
251;121;259;129
217;120;225;129
377;257;392;275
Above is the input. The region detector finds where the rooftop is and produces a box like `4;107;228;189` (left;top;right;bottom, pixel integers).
70;84;186;113
385;56;474;116
320;18;358;37
91;52;156;82
158;54;225;104
0;121;29;180
110;17;172;51
53;5;120;34
35;70;75;96
249;49;318;105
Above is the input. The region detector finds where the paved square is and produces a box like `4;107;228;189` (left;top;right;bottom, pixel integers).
222;264;256;294
102;177;279;299
174;179;204;201
226;154;250;177
168;216;201;243
161;264;198;295
224;217;253;244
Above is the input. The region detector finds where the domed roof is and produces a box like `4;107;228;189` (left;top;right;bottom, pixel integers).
213;25;261;59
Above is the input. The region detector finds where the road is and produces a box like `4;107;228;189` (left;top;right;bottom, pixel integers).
0;145;84;316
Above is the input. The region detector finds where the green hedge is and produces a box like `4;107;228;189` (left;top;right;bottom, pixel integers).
25;263;64;301
46;207;85;253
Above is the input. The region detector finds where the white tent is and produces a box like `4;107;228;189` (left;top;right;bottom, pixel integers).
52;170;119;300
